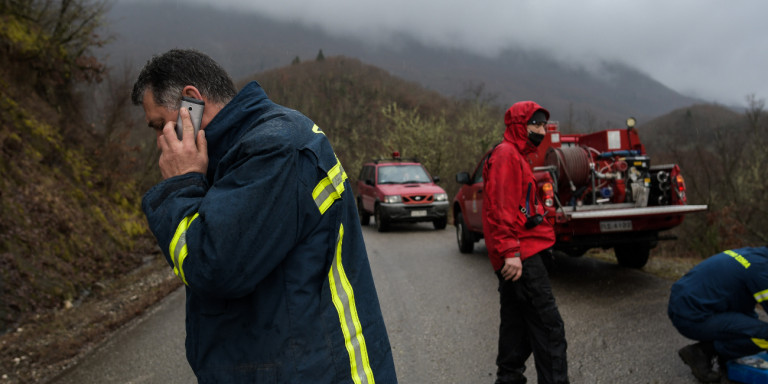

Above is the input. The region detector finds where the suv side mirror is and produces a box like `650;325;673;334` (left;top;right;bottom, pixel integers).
365;179;374;186
432;176;440;183
455;172;470;185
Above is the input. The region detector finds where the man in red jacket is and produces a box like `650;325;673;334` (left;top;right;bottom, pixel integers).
483;101;569;384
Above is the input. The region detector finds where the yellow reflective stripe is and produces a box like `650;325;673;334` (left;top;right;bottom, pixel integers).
313;158;348;214
328;224;375;384
312;124;325;135
169;213;199;286
752;338;768;349
755;289;768;303
725;249;751;269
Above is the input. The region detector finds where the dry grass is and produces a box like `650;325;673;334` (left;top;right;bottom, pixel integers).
584;248;699;281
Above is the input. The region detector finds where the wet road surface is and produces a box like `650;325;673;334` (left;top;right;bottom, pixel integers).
50;222;701;383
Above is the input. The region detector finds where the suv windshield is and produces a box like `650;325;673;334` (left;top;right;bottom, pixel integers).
377;165;430;184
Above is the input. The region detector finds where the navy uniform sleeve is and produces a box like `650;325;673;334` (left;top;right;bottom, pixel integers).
141;173;208;277
143;138;300;299
745;250;768;314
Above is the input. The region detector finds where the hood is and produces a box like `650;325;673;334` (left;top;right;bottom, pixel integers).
503;101;549;154
376;183;446;196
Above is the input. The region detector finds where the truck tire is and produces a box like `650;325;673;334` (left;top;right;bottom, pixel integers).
561;246;588;258
433;218;447;230
456;212;474;253
375;205;389;232
614;244;650;269
358;198;370;226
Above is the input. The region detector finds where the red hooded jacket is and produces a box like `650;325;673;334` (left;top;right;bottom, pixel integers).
482;101;556;271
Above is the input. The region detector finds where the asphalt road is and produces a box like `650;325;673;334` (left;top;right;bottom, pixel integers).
50;222;701;384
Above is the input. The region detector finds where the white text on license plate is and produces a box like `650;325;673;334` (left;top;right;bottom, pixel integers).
411;210;427;217
600;220;632;232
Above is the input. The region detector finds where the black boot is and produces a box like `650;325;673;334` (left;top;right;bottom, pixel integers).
678;342;721;383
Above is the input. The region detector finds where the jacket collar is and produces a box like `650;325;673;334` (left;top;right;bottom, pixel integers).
203;81;271;179
502;101;549;155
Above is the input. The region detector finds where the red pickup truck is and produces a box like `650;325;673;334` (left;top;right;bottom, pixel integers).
453;119;707;268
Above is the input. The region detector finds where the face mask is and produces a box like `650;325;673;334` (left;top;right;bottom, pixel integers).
528;131;545;147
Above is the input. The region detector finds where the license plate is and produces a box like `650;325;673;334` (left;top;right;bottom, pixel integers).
600;220;632;232
411;210;427;217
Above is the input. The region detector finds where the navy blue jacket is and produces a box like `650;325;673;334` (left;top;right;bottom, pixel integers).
142;82;397;383
669;247;768;323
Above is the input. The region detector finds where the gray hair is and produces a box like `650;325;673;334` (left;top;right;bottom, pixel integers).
131;49;237;109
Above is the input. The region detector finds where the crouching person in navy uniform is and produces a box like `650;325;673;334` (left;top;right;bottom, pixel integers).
669;246;768;383
131;49;397;383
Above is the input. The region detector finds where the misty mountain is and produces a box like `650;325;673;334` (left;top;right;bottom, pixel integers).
640;103;742;160
101;1;701;128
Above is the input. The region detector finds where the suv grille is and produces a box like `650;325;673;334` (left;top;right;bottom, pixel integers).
403;194;433;204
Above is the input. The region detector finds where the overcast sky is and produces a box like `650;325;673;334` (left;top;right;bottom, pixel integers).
185;0;766;108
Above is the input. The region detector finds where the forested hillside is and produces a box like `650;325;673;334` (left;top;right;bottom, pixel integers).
248;56;506;201
0;2;178;382
639;101;768;257
0;1;147;327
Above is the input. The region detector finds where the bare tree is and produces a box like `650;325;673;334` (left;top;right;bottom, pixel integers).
564;102;575;133
579;109;599;133
745;93;764;134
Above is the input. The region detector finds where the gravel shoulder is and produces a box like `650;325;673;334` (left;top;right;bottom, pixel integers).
0;255;181;383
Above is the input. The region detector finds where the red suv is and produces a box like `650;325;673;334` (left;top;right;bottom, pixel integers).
357;154;449;232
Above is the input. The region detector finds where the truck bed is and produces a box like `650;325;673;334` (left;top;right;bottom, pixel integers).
561;204;709;220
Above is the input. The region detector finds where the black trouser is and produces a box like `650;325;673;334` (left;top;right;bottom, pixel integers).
495;252;569;384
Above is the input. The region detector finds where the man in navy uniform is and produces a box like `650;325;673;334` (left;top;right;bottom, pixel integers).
132;49;397;383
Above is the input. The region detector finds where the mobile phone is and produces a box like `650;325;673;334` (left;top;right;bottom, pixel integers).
176;97;205;141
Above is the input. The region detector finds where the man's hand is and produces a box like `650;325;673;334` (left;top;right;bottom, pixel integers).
157;107;208;179
501;256;523;281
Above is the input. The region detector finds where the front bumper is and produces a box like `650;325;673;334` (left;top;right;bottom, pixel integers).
378;201;449;223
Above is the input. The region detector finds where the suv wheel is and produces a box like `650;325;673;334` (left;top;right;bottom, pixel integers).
358;198;370;226
456;212;474;253
433;218;447;230
375;205;389;232
614;243;650;269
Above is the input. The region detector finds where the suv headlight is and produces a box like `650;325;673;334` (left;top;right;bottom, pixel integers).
383;195;402;204
434;193;448;201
